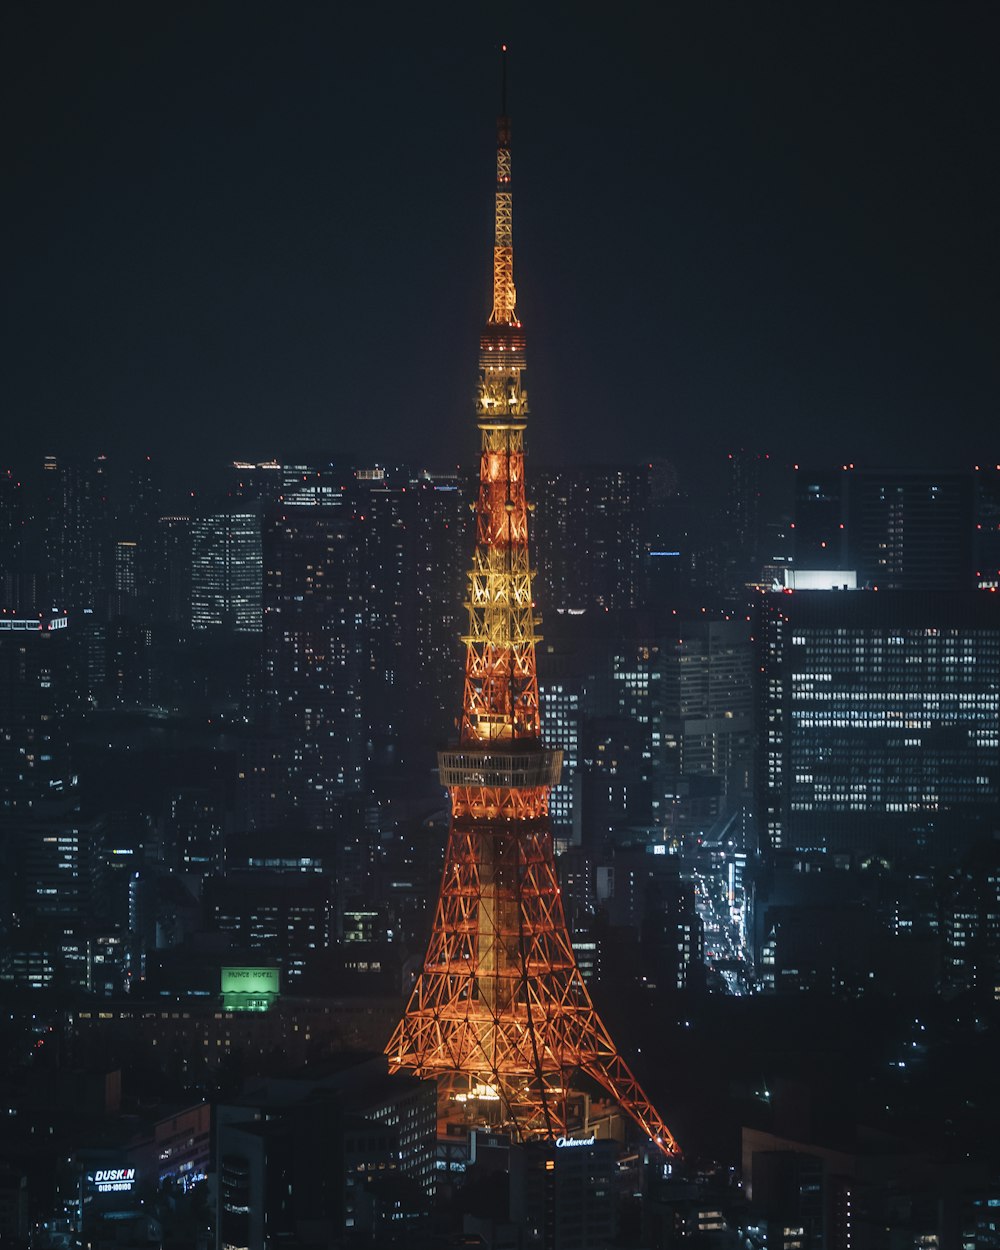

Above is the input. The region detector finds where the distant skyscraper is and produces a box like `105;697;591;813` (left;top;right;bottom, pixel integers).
658;617;754;839
15;809;105;927
532;466;647;612
643;459;699;605
261;505;363;829
204;871;333;979
852;470;973;590
793;468;849;569
541;611;753;844
228;458;284;505
0;613;74;815
280;457;350;507
191;509;262;632
104;616;151;707
0;470;30;612
793;466;975;590
409;471;468;744
41;454;112;613
354;471;410;742
726;449;764;574
973;465;1000;590
156;515;192;624
117;454;162;617
641;872;705;992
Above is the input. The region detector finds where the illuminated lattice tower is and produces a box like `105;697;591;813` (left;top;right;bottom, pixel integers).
385;52;680;1156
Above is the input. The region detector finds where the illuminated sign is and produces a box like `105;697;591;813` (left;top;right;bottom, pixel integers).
221;967;279;1011
89;1168;136;1193
221;967;279;994
555;1135;596;1148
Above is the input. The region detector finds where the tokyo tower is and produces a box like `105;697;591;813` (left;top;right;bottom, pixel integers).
385;50;680;1157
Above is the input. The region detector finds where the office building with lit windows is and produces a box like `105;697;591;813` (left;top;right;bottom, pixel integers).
538;611;753;845
190;509;263;632
539;678;583;848
757;589;1000;858
261;506;364;829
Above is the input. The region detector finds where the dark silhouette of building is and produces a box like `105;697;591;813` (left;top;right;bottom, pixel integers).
260;506;363;829
0;613;74;815
533;465;648;613
793;467;975;590
215;1056;435;1248
40;453;113;613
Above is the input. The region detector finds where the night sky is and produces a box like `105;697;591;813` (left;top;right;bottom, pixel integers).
4;3;998;478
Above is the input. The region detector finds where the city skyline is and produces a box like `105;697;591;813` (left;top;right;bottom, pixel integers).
3;13;1000;1244
5;4;998;478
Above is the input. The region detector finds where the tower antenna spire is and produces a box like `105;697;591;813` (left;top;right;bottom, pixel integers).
490;45;516;327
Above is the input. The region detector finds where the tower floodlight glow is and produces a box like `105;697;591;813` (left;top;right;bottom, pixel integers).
385;58;680;1157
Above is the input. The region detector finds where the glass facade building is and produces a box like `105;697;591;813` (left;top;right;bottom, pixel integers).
758;590;1000;857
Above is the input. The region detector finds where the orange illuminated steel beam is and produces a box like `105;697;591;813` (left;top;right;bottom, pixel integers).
385;50;680;1158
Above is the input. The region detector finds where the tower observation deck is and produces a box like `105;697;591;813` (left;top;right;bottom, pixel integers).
385;49;680;1157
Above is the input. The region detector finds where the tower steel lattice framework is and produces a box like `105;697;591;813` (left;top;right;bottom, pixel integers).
386;53;680;1157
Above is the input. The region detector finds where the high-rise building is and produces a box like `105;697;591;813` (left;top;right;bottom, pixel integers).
539;676;583;848
191;508;262;632
0;469;30;612
40;453;113;613
640;872;705;992
757;588;1000;857
204;872;333;981
533;466;647;613
104;616;151;707
541;612;753;846
974;464;1000;589
409;471;469;745
793;466;975;590
353;471;410;743
726;449;765;578
793;468;849;570
155;515;192;624
852;470;973;590
228;458;284;505
658;617;754;839
117;454;162;617
261;505;364;828
279;455;355;507
0;613;74;815
15;809;106;927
